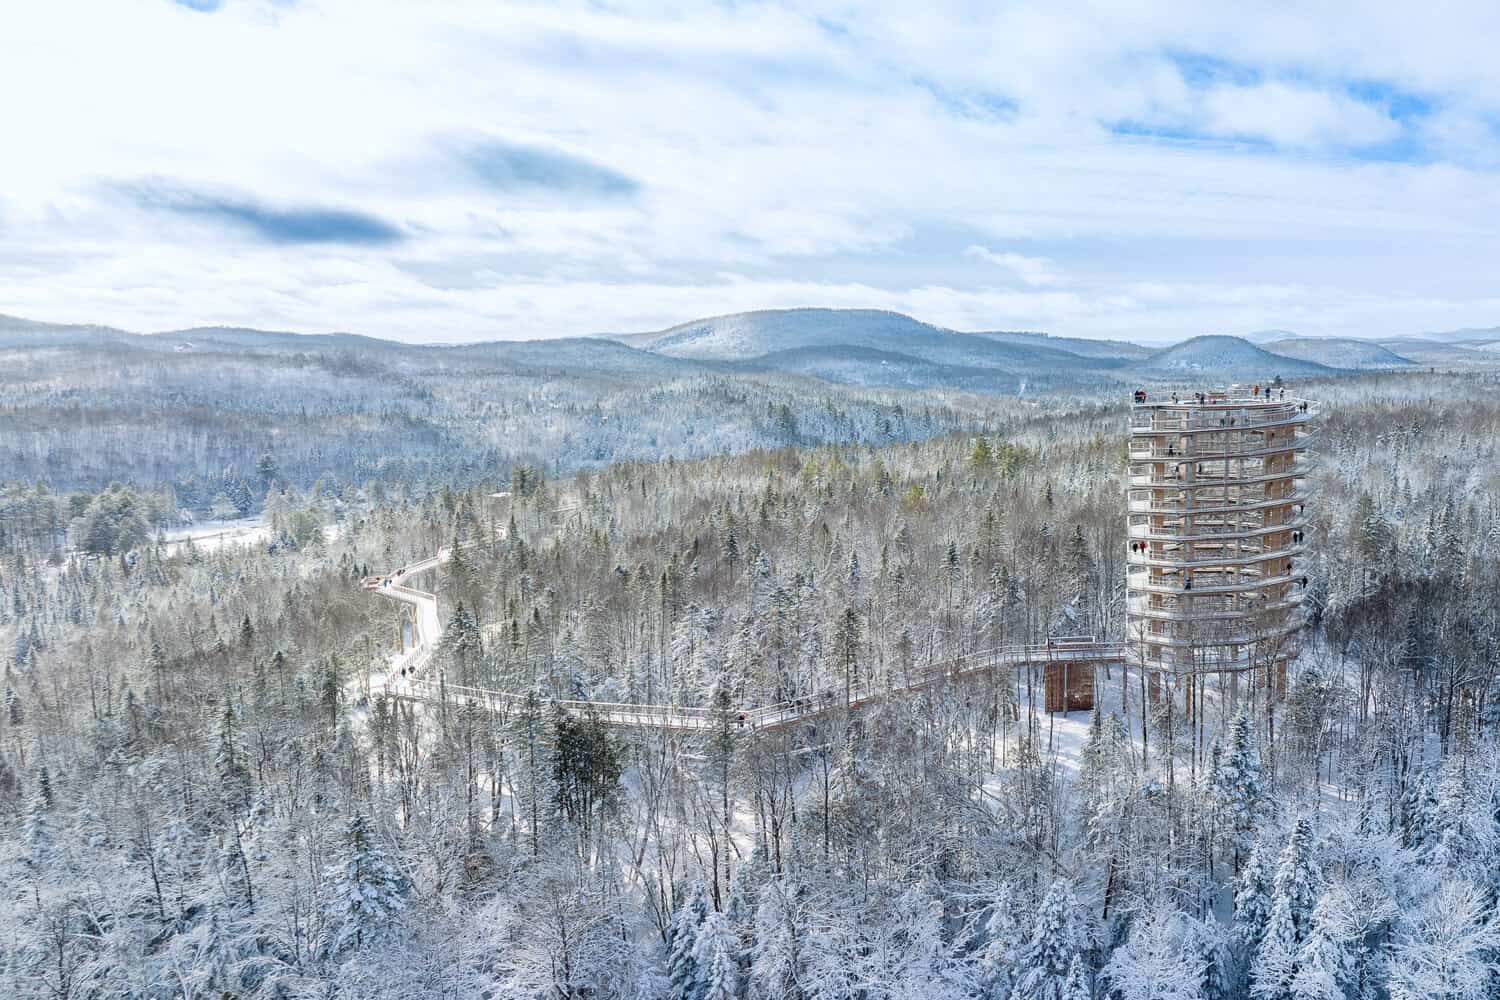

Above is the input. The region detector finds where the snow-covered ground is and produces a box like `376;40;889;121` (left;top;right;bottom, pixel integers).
158;516;271;552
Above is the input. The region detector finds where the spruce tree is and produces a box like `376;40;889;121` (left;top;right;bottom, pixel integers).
324;811;407;955
1213;710;1264;875
1062;953;1091;1000
752;875;808;1000
668;882;711;1000
23;765;56;869
1288;891;1354;1000
1251;819;1320;1000
215;700;252;817
1017;880;1088;1000
696;911;740;1000
1234;840;1274;960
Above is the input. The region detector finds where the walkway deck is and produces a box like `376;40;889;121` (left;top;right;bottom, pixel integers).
365;540;1124;732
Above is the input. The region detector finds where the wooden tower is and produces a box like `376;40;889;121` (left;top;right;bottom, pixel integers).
1126;389;1315;708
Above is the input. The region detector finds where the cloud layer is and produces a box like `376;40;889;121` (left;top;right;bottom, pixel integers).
1;1;1498;342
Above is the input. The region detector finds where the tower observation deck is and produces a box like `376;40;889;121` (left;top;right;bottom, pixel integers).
1126;388;1317;698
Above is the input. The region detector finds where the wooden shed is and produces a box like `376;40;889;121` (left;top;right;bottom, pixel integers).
1038;636;1102;713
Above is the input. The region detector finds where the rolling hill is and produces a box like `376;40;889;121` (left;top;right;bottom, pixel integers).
970;330;1154;360
1261;337;1415;369
1407;325;1500;346
1373;338;1498;367
1135;335;1338;378
612;307;1150;391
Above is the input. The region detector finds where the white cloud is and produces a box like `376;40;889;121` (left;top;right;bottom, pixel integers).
964;246;1064;287
1197;82;1400;149
0;0;1497;341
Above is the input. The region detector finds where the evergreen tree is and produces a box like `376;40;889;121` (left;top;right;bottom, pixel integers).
23;765;56;868
324;811;408;955
1271;819;1320;945
1234;840;1274;959
1213;710;1264;874
668;882;712;1000
215;700;252;817
1062;953;1091;1000
1017;880;1088;1000
753;875;808;1000
1288;891;1355;1000
1251;819;1320;1000
978;885;1023;999
696;911;740;1000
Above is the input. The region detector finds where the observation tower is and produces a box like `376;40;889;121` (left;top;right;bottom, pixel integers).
1126;387;1316;706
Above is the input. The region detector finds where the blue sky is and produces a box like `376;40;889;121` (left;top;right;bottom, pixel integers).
2;0;1498;343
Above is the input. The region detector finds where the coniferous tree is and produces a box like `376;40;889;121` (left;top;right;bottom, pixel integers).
1235;839;1275;966
753;874;809;1000
1213;710;1264;875
668;882;712;1000
324;811;408;956
215;700;252;817
1288;890;1355;1000
1251;819;1320;1000
696;911;741;1000
1017;880;1089;1000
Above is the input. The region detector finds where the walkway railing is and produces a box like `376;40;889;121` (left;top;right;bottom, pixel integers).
396;638;1126;732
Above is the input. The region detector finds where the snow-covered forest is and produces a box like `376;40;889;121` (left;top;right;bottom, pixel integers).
3;369;1500;998
0;328;1039;500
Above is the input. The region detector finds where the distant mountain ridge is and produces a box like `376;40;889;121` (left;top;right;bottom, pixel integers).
1262;337;1415;370
5;308;1497;397
614;308;1359;386
1135;335;1336;377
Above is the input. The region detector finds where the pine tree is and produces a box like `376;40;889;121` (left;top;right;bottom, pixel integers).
696;912;740;1000
723;860;759;986
1252;895;1300;1000
753;875;808;1000
1017;880;1088;1000
668;882;711;1000
1234;840;1274;959
1078;708;1131;855
23;765;56;868
978;885;1023;999
1065;524;1094;615
1251;819;1320;1000
1062;953;1091;1000
324;811;407;955
1271;819;1319;945
215;700;252;817
969;436;994;474
1288;891;1354;1000
1213;711;1264;874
